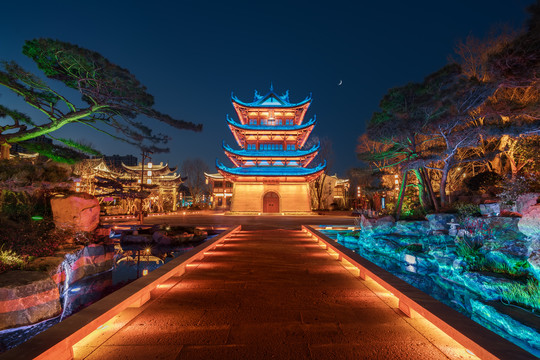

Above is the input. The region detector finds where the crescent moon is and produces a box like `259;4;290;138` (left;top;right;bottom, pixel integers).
338;80;343;86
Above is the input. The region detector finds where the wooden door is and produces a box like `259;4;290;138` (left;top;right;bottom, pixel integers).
263;192;279;213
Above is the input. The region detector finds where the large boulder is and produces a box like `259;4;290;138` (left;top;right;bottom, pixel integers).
528;238;540;281
518;203;540;240
50;194;100;232
373;216;396;231
484;239;530;270
58;244;115;288
518;201;540;280
0;271;62;330
516;193;539;215
395;220;430;236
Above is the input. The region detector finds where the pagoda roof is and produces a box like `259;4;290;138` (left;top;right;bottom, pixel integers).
226;114;316;131
122;162;177;175
84;158;124;177
204;172;225;180
231;88;311;108
216;159;326;179
223;141;320;158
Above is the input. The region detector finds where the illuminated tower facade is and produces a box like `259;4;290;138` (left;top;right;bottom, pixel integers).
216;87;325;213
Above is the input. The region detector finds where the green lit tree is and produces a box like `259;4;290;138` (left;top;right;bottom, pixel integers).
0;39;202;160
359;77;440;218
360;64;496;215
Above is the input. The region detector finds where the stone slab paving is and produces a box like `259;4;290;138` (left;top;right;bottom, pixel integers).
73;230;478;360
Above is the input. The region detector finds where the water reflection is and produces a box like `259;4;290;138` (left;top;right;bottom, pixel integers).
0;237;213;354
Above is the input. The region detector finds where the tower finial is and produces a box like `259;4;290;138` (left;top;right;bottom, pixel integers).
270;82;273;91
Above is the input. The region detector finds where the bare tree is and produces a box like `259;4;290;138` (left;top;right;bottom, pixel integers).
308;137;334;211
181;158;209;206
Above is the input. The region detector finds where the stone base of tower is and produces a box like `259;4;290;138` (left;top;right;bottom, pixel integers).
229;182;312;214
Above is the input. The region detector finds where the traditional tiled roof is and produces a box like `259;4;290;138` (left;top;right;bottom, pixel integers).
204;172;225;180
226;114;316;130
222;141;320;158
231;89;311;108
122;162;177;175
216;159;326;177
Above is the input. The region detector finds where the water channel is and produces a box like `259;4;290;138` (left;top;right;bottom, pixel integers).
0;231;220;354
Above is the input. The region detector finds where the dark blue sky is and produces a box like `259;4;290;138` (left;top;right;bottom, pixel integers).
0;0;535;175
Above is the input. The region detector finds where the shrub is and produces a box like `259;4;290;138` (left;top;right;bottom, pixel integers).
0;218;65;259
400;243;423;253
0;189;52;222
0;158;70;185
454;202;481;221
381;201;395;216
0;246;26;273
456;242;485;269
498;175;539;207
500;278;540;312
465;171;503;193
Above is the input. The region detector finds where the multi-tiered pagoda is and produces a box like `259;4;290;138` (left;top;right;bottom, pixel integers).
215;87;325;213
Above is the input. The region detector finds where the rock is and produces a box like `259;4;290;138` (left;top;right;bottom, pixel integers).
152;231;165;242
66;244;115;286
194;228;208;237
479;203;500;217
50;194;100;232
121;234;152;244
455;272;514;300
373;216;395;231
426;213;455;233
26;256;64;274
395;221;430;236
519;203;540;239
484;239;530;270
528;238;540;281
462;216;521;242
452;258;468;271
518;202;540;281
94;227;110;237
157;236;172;245
358;215;373;232
471;300;540;351
153;231;172;245
516;193;539;215
0;271;61;330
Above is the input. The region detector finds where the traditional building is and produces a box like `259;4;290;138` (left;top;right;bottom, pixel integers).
121;162;183;212
204;172;233;209
210;87;325;214
74;159;183;214
310;174;350;210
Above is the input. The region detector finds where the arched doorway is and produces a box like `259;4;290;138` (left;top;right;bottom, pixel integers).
263;192;279;213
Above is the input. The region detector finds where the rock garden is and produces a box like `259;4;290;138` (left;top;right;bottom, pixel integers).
335;194;540;355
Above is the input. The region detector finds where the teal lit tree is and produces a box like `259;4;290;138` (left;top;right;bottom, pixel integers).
0;39;202;160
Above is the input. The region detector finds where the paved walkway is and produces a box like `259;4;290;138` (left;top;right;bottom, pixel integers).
74;230;477;359
113;213;357;230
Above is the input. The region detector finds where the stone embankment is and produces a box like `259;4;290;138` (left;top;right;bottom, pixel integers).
0;244;114;331
339;193;540;354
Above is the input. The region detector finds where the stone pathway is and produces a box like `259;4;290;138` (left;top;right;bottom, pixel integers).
73;230;477;359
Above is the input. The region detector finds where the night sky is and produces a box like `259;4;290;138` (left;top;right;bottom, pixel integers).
0;0;535;175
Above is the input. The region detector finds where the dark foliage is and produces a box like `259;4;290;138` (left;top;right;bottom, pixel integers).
464;171;504;192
